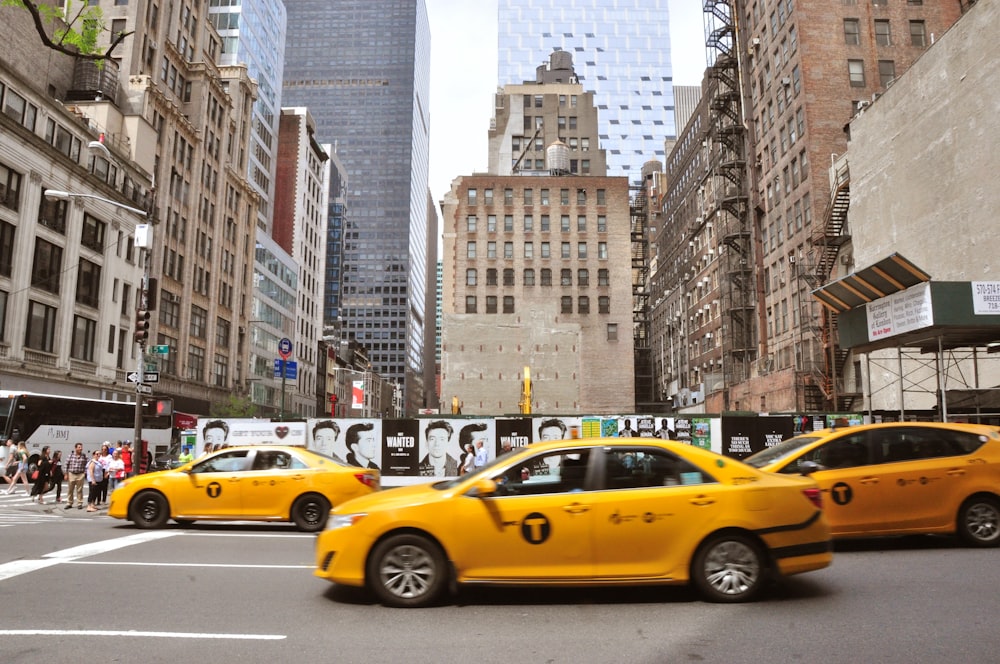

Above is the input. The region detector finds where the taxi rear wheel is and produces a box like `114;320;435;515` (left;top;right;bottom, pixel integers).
957;495;1000;547
291;494;330;532
691;532;765;603
130;491;169;529
367;534;447;608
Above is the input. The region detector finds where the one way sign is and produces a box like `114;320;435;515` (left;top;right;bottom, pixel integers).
127;372;141;383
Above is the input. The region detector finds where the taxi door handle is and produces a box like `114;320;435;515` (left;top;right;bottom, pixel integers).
946;469;966;477
562;503;590;514
690;496;715;506
859;477;879;485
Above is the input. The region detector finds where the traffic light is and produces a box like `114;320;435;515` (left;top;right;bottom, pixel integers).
134;309;150;343
142;398;173;417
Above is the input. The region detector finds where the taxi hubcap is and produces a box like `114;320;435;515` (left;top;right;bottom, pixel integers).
380;544;435;599
966;503;1000;541
703;540;759;595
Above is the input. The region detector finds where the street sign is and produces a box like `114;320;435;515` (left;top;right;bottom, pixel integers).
284;360;298;380
137;384;153;395
150;344;170;355
144;372;160;384
127;371;141;383
273;358;283;378
145;363;158;372
278;337;293;360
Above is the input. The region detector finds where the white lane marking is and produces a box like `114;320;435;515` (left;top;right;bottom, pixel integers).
180;531;314;538
0;629;285;640
0;559;62;581
67;561;313;569
0;531;179;581
43;530;178;559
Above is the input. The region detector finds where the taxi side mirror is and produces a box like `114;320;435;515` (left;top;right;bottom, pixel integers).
466;478;498;498
799;460;821;476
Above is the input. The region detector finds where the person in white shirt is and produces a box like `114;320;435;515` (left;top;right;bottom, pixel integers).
107;449;126;495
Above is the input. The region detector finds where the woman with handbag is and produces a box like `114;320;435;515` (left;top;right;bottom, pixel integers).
5;442;31;494
29;446;51;504
49;450;65;502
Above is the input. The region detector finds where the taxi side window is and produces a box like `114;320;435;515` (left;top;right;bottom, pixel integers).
784;432;868;473
604;448;713;489
492;450;591;496
192;450;249;473
890;428;984;461
252;451;292;471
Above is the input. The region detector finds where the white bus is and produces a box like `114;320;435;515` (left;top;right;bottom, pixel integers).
0;391;173;464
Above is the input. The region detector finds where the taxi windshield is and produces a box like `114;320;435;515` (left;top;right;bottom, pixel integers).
743;435;823;468
431;448;521;490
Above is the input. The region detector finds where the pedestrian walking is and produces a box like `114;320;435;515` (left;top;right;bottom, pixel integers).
5;442;31;494
108;449;126;495
49;450;64;502
3;439;17;487
122;442;134;478
29;446;52;504
86;451;104;512
64;442;87;510
97;443;112;505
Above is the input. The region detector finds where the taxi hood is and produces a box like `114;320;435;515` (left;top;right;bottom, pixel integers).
331;480;455;515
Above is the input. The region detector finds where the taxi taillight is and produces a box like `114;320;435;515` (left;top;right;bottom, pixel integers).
803;488;823;509
354;473;378;489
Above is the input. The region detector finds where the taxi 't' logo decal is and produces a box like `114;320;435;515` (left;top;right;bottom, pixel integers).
521;512;551;544
831;481;852;505
206;482;223;498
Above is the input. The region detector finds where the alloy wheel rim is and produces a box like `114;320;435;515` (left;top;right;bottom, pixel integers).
967;503;1000;542
380;544;435;599
703;540;759;596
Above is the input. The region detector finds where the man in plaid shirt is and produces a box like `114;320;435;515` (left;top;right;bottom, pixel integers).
64;442;88;510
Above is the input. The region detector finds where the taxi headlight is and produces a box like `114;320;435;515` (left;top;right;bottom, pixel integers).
327;513;367;531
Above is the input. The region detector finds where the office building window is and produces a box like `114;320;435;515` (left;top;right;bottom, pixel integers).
486;268;498;286
848;60;865;87
0;220;14;277
484;189;493;205
503;268;514;286
578;269;589;287
561;269;572;286
541;242;550;258
466;269;477;286
71;315;97;362
466;216;477;232
874;20;891;46
878;60;896;87
503;296;514;314
524;268;535;286
467;188;477;206
578;296;590;314
540;268;552;286
578;242;588;259
523;188;533;205
599;296;610;314
504;241;513;259
487;241;497;259
540;215;550;231
467;242;476;259
561;296;573;314
76;259;101;307
465;296;477;313
561;242;571;259
910;20;926;47
25;300;57;352
598;242;608;259
32;239;62;293
487;215;497;232
486;296;497;314
844;19;860;45
607;323;618;340
524;214;534;232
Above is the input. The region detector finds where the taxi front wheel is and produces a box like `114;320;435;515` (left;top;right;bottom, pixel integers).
957;495;1000;548
691;532;765;603
367;534;447;608
130;491;169;529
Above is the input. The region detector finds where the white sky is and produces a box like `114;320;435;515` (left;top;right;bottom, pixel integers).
426;0;707;204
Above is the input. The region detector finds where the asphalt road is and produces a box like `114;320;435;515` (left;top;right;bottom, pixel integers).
1;496;999;663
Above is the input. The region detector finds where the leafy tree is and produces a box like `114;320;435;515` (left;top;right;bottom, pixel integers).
3;0;131;61
210;394;258;418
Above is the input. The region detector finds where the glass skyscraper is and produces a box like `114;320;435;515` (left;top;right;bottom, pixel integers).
498;0;676;183
282;0;431;413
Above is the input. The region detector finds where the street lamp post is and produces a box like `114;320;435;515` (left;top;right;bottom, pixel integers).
44;189;151;456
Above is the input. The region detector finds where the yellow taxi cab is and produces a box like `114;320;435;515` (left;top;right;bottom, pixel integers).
109;445;379;532
743;422;1000;546
315;437;832;607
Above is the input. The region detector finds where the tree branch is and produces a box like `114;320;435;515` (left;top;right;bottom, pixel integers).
18;0;128;62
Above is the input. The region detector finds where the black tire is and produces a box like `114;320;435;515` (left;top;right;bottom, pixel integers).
130;491;169;529
691;532;766;603
957;495;1000;547
367;534;448;608
291;494;330;532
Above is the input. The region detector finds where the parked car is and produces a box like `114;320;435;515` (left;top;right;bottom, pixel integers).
743;421;1000;547
315;437;832;607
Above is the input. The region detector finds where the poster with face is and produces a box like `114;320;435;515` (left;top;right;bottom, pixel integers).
196;418;307;456
418;419;460;478
342;419;382;470
455;419;495;473
308;419;343;461
532;416;582;443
